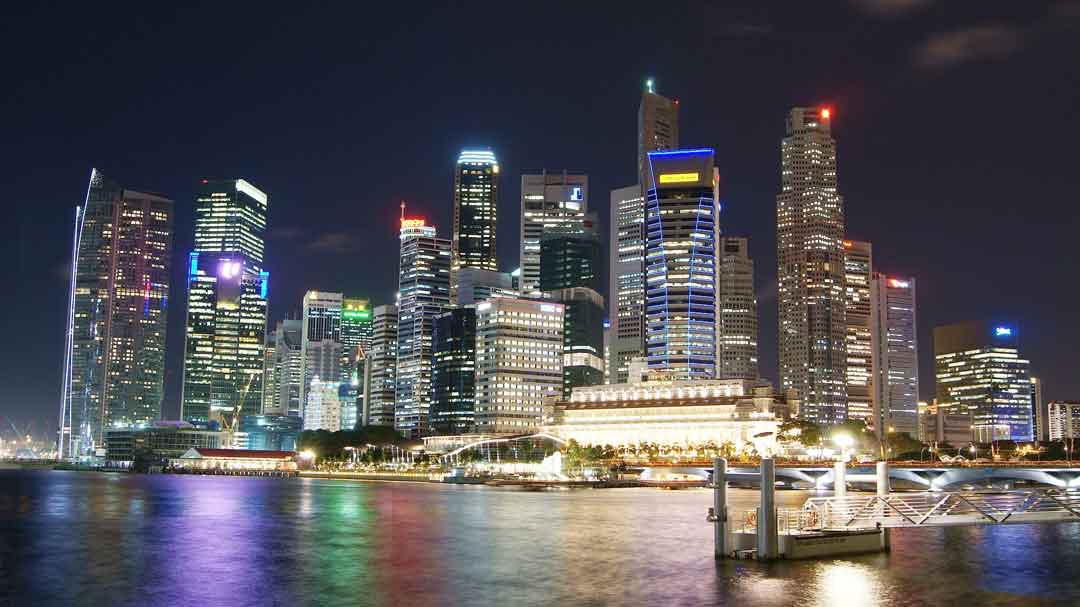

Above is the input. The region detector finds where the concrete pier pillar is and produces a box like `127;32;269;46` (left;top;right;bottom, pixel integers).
713;458;727;559
757;458;778;560
833;460;847;497
876;461;891;551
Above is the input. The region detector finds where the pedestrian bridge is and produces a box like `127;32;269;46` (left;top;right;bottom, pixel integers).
642;463;1080;490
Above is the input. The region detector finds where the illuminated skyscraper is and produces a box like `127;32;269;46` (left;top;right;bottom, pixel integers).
637;78;680;193
870;274;919;438
608;184;646;384
265;319;302;417
474;297;564;433
934;321;1031;442
451;149;498;302
340;297;372;429
362;304;398;427
644;149;719;380
717;237;758;380
300;290;342;414
59;169;173;458
431;307;477;435
843;240;874;426
776;106;847;424
181;178;269;426
519;170;588;293
396;214;451;438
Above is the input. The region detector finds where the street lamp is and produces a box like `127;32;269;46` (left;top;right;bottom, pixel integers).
833;433;854;462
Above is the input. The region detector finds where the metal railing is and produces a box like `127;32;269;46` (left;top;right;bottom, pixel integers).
801;489;1080;530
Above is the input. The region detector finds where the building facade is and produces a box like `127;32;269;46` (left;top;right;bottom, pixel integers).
300;290;343;414
871;274;919;438
608;184;647;384
182;178;269;426
266;319;303;417
549;288;605;398
236;414;302;452
362;304;398;427
637;78;680;193
644;149;719;380
519;170;588;293
455;267;517;306
60;169;173;458
776;106;847;425
934;321;1032;442
717;236;758;381
451;149;499;302
340;297;373;429
843;240;874;426
396;217;451;438
1047;401;1080;441
431;307;477;435
303;378;343;432
474;298;564;434
104;421;222;466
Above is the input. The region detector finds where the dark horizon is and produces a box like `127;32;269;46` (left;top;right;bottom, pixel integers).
4;1;1079;435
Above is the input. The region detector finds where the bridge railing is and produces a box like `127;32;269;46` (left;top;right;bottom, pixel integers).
801;489;1080;530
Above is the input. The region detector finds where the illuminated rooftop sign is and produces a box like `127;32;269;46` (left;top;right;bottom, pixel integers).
888;278;910;289
995;326;1013;337
401;218;426;228
658;172;700;184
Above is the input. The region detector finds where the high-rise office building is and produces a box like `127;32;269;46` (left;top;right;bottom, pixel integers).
451;149;499;302
549;288;605;398
519;170;588;293
539;213;602;293
1047;401;1080;441
262;329;279;416
266;319;303;417
431;307;477;435
396;215;451;438
455;267;517;306
303;378;342;432
608;184;646;384
300;290;343;417
474;297;564;434
644;149;719;380
934;321;1032;442
870;274;919;438
1031;377;1046;442
340;297;372;430
362;305;398;427
637;78;680;193
717;236;758;381
59;169;173;458
776;106;847;425
843;240;874;425
181;178;269;426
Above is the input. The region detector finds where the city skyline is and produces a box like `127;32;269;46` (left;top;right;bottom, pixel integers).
6;2;1080;432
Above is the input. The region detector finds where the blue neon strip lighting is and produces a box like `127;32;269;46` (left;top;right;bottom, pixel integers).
260;271;269;299
189;252;199;276
647;148;714;157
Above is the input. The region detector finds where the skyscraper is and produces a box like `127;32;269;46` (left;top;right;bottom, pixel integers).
430;307;477;435
644;149;719;380
266;319;303;417
451;149;499;302
539;213;602;293
717;236;758;381
608;184;646;384
519;170;588;293
843;240;874;426
776;106;847;424
300;290;343;415
934;321;1031;442
59;169;173;458
474;297;564;434
455;267;517;306
362;304;398;427
870;274;919;438
637;78;680;193
340;297;373;430
181;178;269;426
396;214;451;438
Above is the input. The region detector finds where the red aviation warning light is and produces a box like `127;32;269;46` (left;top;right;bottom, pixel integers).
820;108;831;119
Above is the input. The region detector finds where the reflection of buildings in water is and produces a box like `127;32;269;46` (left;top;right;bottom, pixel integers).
544;379;796;454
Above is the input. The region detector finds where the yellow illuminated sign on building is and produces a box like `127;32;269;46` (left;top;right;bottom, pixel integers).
658;172;700;184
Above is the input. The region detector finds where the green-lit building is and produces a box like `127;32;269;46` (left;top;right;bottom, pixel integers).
340;297;373;430
181;178;270;426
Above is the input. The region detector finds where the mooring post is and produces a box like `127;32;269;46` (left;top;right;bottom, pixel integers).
833;459;847;498
876;460;891;550
713;457;728;559
757;457;777;560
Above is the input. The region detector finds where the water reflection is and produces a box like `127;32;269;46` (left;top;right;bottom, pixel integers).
1;471;1078;607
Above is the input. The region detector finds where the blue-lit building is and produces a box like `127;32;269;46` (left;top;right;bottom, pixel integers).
934;321;1032;442
237;415;302;452
643;149;719;379
181;179;270;425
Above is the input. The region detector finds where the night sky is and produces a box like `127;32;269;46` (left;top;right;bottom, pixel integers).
3;1;1078;435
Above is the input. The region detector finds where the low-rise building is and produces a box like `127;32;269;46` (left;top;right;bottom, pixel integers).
234;415;303;451
1047;401;1080;441
170;448;298;472
543;379;792;455
917;400;973;446
105;421;224;466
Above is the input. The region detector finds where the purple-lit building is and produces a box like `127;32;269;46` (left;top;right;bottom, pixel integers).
181;179;270;425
